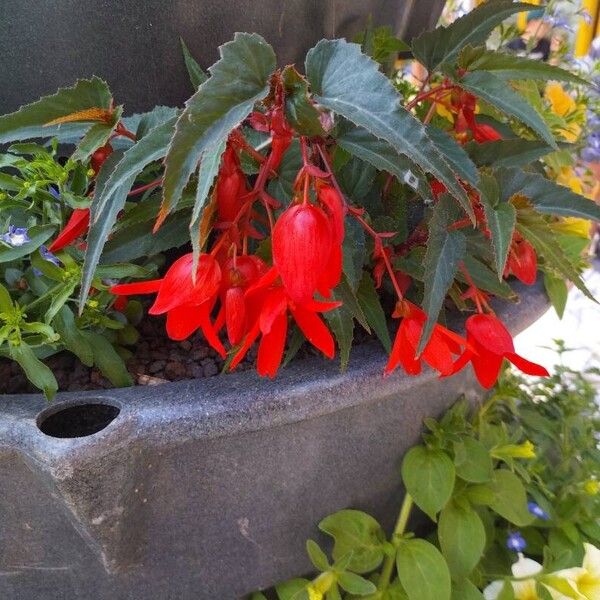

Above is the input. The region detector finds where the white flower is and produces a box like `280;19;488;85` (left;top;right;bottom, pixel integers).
552;543;600;599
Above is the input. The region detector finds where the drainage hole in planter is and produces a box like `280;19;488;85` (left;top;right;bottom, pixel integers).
37;403;120;438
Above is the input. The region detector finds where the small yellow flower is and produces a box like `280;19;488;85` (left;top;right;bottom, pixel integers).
493;440;536;460
546;83;576;117
552;544;600;600
584;479;600;495
553;217;592;239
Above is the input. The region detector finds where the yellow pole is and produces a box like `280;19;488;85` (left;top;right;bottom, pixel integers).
517;0;540;33
575;0;599;57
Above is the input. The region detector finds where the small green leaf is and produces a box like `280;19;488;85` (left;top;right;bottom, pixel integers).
319;509;386;574
275;579;310;600
342;217;367;291
10;342;58;399
453;437;493;483
180;38;208;89
451;579;484;600
488;469;534;527
401;446;455;521
162;33;275;222
438;501;486;578
81;331;133;388
337;572;377;596
305;39;472;216
544;273;568;318
0;225;55;264
356;271;391;352
0;283;13;313
457;71;556;148
425;125;479;186
306;540;330;572
479;173;516;277
0;77;112;143
53;307;94;366
396;539;451;600
418;196;467;354
460;46;589;86
465;139;558;168
324;304;354;371
411;1;534;71
496;167;600;221
282;66;324;137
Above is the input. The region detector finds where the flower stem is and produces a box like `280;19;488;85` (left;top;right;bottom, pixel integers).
378;493;413;592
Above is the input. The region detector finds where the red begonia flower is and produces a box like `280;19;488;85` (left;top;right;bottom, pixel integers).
48;208;90;252
385;301;468;377
504;237;537;285
215;145;247;224
472;123;502;143
272;203;337;304
455;314;549;388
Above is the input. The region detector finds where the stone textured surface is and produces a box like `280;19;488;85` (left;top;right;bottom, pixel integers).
0;0;445;115
0;282;549;599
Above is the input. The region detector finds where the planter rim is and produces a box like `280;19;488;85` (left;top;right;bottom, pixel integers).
0;280;550;462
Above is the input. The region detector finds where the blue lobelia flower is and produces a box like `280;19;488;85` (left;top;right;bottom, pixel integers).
1;225;30;247
507;531;527;552
527;501;550;521
33;245;62;277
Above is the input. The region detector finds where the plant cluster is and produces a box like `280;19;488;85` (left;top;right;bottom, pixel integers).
1;1;600;396
249;347;600;600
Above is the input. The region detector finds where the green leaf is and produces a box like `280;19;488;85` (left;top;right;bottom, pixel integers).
453;437;493;483
324;303;354;371
517;219;594;301
488;469;534;527
425;125;479;186
544;273;568;318
396;539;451;600
267;139;302;204
0;283;13;313
10;342;58;399
161;33;275;221
45;280;77;324
335;122;432;201
498;581;516;600
401;446;455;521
334;277;370;332
337;572;377;596
460;255;516;300
305;39;473;218
465;139;558;168
180;38;208;89
411;1;535;71
0;225;55;264
306;539;330;571
342;217;367;291
53;307;94;366
282;66;324;137
496;167;600;221
460;46;589;86
451;579;484;600
356;271;391;352
72;105;122;163
438;501;486;578
81;331;133;388
456;71;556;148
479;173;516;277
418;196;466;354
319;509;386;574
0;77;112;143
275;579;310;600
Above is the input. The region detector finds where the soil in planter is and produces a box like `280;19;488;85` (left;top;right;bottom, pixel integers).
0;316;260;394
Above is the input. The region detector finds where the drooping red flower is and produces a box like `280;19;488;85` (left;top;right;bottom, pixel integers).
385;301;468;377
215;144;247;224
90;143;113;173
272;203;338;304
110;253;226;356
229;266;340;378
503;236;537;285
454;314;549;388
48;208;90;252
451;90;502;144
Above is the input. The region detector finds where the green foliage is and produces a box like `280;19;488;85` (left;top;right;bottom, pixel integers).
180;38;208;89
252;349;600;599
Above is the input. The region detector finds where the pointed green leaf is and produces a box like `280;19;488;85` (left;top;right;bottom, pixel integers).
305;39;473;218
275;579;310;600
81;331;133;388
544;273;568;318
54;307;94;366
324;304;354;371
439;501;486;578
342;217;367;291
460;46;589;86
0;77;112;143
453;437;493;483
460;255;517;300
357;271;392;352
334;277;370;332
10;343;58;399
479;173;516;277
496;167;600;221
282;66;324;137
425;125;479;186
397;539;451;600
488;469;534;527
402;446;455;521
180;38;208;89
457;71;556;148
162;33;275;221
411;1;536;71
338;571;377;595
418;196;467;354
465;139;558;168
306;540;330;572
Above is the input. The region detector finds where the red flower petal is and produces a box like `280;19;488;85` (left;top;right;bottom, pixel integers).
506;352;549;377
257;313;288;378
466;314;514;355
259;288;287;335
471;350;504;389
166;304;204;340
290;304;335;358
272;204;334;304
110;279;162;296
230;322;261;371
225;287;247;345
48;208;90;252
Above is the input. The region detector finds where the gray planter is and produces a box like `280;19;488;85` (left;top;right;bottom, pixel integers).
0;282;550;599
0;0;445;115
